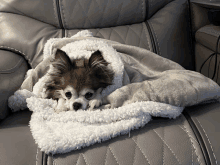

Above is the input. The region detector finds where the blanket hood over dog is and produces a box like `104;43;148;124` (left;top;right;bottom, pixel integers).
8;30;220;155
31;30;124;99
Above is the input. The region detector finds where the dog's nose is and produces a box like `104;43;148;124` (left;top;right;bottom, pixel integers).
73;102;82;110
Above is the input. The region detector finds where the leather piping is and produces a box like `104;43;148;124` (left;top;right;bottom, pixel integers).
39;2;66;164
183;110;211;165
56;0;65;36
145;21;157;53
187;0;196;71
0;47;31;69
42;152;48;165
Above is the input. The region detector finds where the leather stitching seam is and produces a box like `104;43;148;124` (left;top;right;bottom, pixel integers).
48;154;50;165
143;22;152;51
52;0;58;27
52;154;55;165
196;118;218;165
153;129;182;164
148;21;161;55
75;154;81;165
36;148;38;165
82;153;89;165
0;46;26;57
131;137;151;165
128;25;142;47
0;58;22;72
179;124;201;165
198;28;220;38
96;29;104;38
124;26;129;44
196;41;220;55
108;146;120;165
112;28;125;43
163;128;165;165
109;27;114;41
179;125;199;144
196;31;220;53
0;45;30;68
60;0;66;29
132;142;137;165
104;147;108;165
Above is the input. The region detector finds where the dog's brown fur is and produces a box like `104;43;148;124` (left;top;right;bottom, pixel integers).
44;49;114;101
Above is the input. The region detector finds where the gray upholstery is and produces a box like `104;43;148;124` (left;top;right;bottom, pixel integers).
196;25;220;53
192;1;220;84
185;102;220;165
0;50;28;119
0;0;220;164
0;110;37;165
38;114;206;165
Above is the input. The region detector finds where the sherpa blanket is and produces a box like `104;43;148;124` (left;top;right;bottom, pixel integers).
8;30;220;155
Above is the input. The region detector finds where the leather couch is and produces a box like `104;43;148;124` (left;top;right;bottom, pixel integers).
0;0;219;164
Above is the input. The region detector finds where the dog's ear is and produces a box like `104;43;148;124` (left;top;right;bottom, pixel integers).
89;50;109;68
51;49;73;73
53;49;72;65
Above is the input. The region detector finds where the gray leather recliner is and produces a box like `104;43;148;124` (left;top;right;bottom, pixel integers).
0;0;219;164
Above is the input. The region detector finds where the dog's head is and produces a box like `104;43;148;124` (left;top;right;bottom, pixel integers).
44;49;114;110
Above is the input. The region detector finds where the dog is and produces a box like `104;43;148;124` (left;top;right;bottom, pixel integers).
44;49;114;112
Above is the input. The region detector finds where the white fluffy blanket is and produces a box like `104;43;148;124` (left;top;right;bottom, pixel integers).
28;97;183;155
8;30;220;155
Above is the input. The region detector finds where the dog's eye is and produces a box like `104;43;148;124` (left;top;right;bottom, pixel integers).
85;92;93;100
65;92;72;99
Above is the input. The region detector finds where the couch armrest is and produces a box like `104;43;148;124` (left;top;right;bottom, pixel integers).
0;50;28;120
184;102;220;165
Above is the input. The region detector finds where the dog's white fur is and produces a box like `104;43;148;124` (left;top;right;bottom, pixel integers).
54;86;103;113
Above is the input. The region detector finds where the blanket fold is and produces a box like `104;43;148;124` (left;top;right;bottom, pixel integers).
8;30;220;155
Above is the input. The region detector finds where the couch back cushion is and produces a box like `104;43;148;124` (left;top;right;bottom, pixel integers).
0;0;194;71
0;0;146;29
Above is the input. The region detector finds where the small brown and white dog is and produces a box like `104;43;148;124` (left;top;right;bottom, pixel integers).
44;49;114;112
